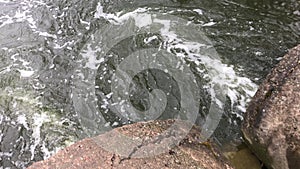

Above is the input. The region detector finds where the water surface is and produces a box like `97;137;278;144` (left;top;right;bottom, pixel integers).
0;0;299;168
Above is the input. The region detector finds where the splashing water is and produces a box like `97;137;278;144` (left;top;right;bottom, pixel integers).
0;0;299;168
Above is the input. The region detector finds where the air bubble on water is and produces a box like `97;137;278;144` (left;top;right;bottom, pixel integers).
104;122;110;127
255;51;263;56
13;102;17;108
120;105;125;113
112;122;119;127
202;21;216;27
144;35;158;44
101;104;108;108
49;64;55;69
193;9;203;15
119;100;125;105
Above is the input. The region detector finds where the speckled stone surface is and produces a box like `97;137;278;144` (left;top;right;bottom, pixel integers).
28;119;233;169
242;45;300;169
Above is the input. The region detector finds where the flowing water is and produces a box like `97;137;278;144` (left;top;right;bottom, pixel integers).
0;0;299;168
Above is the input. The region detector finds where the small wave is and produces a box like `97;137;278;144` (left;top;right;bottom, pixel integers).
92;2;258;123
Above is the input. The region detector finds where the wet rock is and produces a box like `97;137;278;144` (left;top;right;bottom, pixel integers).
28;120;233;169
242;45;300;169
224;144;261;169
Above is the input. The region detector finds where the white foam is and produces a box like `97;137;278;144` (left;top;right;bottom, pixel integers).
255;51;263;56
17;114;29;130
81;44;104;70
132;13;152;28
93;5;258;121
193;9;203;15
0;0;11;3
30;113;50;160
39;32;57;39
202;21;216;27
18;69;34;77
293;10;300;15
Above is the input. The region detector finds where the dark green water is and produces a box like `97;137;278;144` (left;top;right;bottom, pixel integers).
0;0;299;168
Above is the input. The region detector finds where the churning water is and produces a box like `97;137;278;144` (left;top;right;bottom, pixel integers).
0;0;299;168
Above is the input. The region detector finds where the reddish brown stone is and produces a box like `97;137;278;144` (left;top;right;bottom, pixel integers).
28;120;233;169
242;45;300;169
